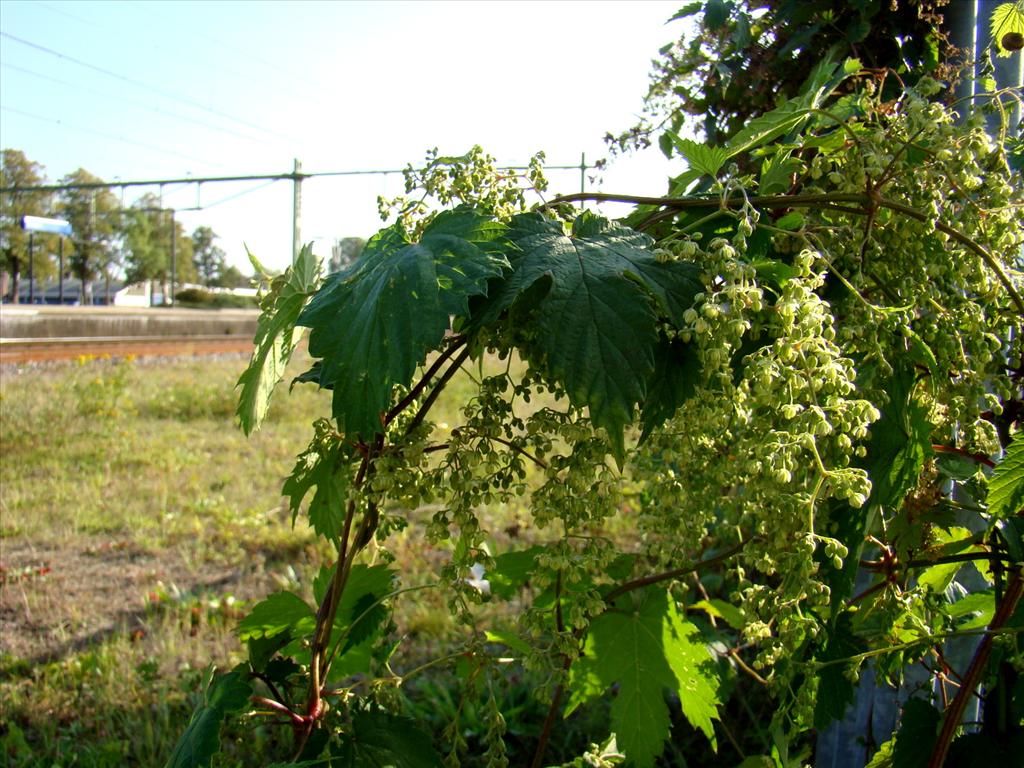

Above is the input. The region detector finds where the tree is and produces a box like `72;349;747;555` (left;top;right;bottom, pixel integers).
120;192;196;301
121;192;164;285
57;169;119;304
213;263;250;289
1;149;55;302
329;236;366;272
611;0;957;157
191;225;227;286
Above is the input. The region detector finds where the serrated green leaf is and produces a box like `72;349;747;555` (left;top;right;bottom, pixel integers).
334;711;444;768
246;247;273;281
247;632;293;674
640;336;700;442
725;56;857;162
669;168;704;195
164;669;252;768
328;639;374;681
991;2;1024;56
236;591;315;641
567;589;719;766
759;151;801;195
689;599;745;630
813;613;865;730
865;738;895;768
669;134;730;178
917;527;974;593
283;435;354;542
905;328;938;373
335;564;396;625
703;0;728;29
988;438;1024;517
893;698;939;768
865;364;932;510
945;590;995;629
669;2;703;22
340;593;387;656
935;451;979;482
751;258;800;286
488;546;542;599
726;100;814;160
485;629;532;656
236;244;322;435
475;212;701;461
298;208;508;440
775;212;805;231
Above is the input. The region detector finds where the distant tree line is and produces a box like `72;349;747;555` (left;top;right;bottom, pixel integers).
0;148;250;303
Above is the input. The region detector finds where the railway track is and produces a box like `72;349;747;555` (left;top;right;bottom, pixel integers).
0;334;255;364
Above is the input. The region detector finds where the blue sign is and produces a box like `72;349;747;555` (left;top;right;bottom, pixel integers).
21;216;73;236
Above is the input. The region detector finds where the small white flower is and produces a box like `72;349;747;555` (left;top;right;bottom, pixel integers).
465;563;490;595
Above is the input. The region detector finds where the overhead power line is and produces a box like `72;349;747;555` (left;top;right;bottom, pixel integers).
0;161;594;194
0;31;299;144
133;4;327;99
1;60;267;145
0;106;226;168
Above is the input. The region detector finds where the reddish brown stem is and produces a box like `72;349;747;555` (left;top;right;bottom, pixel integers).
252;695;305;727
604;539;749;604
384;335;467;428
529;680;566;768
405;345;472;435
926;573;1023;768
931;443;997;469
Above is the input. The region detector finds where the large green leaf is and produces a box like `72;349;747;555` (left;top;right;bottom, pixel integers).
992;2;1024;57
236;591;315;641
488;546;543;599
334;710;444;767
813;612;865;730
668;133;729;179
892;698;939;768
164;668;252;768
283;433;354;542
725;56;860;160
313;563;395;653
298;207;508;440
236;244;322;435
640;336;699;441
988;438;1024;517
865;363;932;510
567;588;720;767
475;212;702;460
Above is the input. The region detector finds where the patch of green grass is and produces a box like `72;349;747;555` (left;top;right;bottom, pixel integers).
0;349;599;766
0;355;329;550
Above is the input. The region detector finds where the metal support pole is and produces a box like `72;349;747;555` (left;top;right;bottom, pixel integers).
293;158;302;261
58;238;64;305
170;209;176;306
580;153;586;195
947;0;978;122
27;232;33;304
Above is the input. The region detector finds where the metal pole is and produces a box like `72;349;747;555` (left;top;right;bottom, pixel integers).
947;0;978;122
58;238;64;304
170;209;176;306
580;153;586;195
27;231;33;304
293;158;302;261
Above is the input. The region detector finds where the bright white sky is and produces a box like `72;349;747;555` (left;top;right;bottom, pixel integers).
1;0;687;273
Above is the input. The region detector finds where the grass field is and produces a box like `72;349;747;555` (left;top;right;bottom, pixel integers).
0;350;610;767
